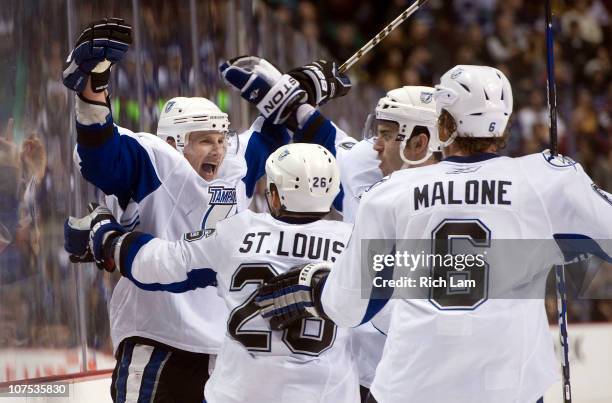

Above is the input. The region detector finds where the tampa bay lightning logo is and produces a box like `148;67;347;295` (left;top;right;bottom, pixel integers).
249;88;260;101
542;150;577;169
450;68;464;79
420;92;433;104
165;101;176;113
592;183;612;206
278;149;290;161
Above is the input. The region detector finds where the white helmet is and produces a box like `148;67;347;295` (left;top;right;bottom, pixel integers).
266;143;340;214
434;65;513;144
157;97;230;152
375;86;440;165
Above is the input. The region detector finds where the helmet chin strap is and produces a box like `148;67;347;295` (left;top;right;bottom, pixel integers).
439;130;458;148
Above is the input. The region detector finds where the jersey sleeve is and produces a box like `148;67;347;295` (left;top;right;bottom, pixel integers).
74;96;181;209
321;178;398;327
292;108;353;157
523;152;612;263
336;139;383;224
292;108;356;212
105;196;141;231
549;164;612;263
241;116;290;199
113;228;223;293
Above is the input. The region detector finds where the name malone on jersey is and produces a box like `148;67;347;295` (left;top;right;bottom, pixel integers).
414;179;512;211
239;231;345;262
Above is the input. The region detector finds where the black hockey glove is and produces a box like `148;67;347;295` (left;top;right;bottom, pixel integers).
63;18;132;93
288;60;352;107
256;263;331;330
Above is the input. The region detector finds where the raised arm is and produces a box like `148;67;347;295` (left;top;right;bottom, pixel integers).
64;19;174;209
219;56;354;206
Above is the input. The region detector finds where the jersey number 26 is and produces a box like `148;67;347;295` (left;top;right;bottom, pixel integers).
228;263;337;356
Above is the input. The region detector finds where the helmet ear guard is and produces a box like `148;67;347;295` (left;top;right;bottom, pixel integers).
368;86;440;165
399;125;441;166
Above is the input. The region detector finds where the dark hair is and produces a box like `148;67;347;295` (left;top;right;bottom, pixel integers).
268;183;328;219
410;125;430;139
438;110;509;154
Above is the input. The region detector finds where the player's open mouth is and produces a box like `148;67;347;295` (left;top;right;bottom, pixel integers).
202;163;218;177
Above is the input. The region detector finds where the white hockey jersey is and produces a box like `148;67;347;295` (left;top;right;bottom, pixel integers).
335;136;387;388
75;110;283;354
336;138;383;224
321;151;612;403
104;197;140;232
113;211;360;403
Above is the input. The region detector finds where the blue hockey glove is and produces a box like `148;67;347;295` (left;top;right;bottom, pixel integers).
88;204;126;272
64;203;125;272
64;203;98;264
219;56;307;125
256;262;331;330
63;18;132;93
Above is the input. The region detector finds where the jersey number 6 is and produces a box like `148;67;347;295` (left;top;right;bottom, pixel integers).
429;219;491;310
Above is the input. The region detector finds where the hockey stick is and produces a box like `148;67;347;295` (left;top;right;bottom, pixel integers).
545;1;572;402
338;0;430;74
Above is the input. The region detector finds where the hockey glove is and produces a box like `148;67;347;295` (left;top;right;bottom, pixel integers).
219;56;307;125
288;60;351;107
63;18;132;93
88;204;126;272
64;203;125;272
256;262;331;330
64;203;98;264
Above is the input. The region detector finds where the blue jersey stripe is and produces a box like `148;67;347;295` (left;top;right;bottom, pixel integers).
137;347;170;403
115;341;136;403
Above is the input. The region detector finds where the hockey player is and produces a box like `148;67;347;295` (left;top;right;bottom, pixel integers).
62;21;352;402
220;56;443;398
62;20;257;402
341;86;441;398
66;143;360;403
340;85;441;222
256;65;612;403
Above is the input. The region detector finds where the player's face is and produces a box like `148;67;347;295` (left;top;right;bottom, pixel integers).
183;131;227;181
373;120;404;176
165;137;177;149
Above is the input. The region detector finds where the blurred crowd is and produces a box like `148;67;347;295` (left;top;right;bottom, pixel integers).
267;0;612;324
0;0;611;381
268;0;612;189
